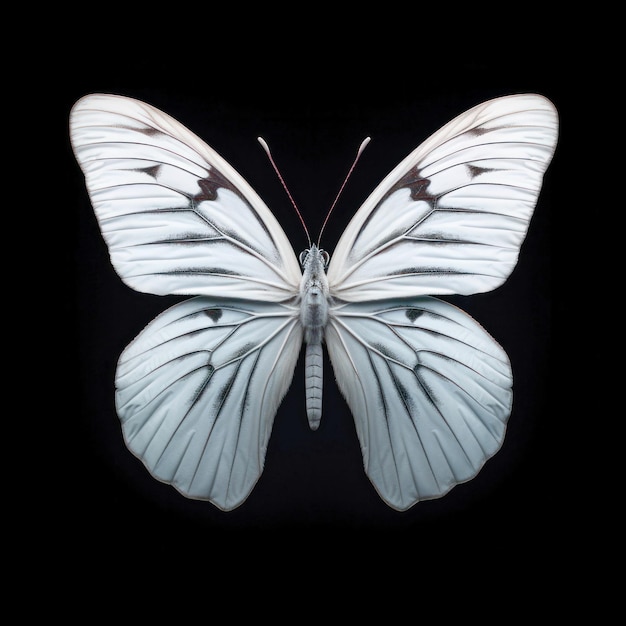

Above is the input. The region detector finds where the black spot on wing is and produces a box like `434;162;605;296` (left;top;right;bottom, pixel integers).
205;308;223;323
465;126;492;137
390;167;434;203
388;266;472;277
195;177;219;202
193;168;241;203
139;127;164;137
465;123;510;138
165;266;240;276
133;164;162;178
406;308;424;323
117;124;164;137
466;164;496;178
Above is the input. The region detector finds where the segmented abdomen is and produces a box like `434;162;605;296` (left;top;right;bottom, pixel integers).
305;342;323;430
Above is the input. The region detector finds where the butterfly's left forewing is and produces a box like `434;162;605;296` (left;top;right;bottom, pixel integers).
70;94;301;301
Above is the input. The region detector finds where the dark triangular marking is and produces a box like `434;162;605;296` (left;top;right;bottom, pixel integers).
134;164;162;179
466;164;496;178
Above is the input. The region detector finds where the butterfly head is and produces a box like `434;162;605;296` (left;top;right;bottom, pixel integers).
299;245;330;305
299;245;330;271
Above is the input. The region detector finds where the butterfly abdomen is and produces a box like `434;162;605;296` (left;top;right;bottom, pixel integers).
304;343;323;430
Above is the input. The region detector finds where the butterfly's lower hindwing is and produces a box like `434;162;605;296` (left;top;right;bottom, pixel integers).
115;297;302;510
326;298;512;511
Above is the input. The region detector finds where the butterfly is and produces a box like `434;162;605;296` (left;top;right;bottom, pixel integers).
70;93;558;511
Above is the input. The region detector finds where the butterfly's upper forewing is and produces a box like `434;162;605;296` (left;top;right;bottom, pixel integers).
327;94;558;301
70;94;301;301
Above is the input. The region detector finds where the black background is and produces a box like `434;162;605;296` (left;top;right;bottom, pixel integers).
55;37;574;567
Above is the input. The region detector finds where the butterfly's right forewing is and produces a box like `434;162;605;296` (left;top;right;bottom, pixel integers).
327;94;558;302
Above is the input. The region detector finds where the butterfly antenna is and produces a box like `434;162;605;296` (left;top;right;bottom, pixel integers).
258;137;311;248
317;137;371;246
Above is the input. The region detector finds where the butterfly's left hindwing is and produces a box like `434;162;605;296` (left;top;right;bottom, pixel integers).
326;298;512;510
116;297;302;510
70;94;301;301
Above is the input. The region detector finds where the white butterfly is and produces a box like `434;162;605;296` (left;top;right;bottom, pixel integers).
70;93;558;511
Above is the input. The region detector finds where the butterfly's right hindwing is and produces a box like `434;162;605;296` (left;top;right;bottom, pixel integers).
70;94;301;301
116;297;302;510
326;297;512;510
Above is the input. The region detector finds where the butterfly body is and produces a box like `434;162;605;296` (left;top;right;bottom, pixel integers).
298;245;331;430
71;93;558;510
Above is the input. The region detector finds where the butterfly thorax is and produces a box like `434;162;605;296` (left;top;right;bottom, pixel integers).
299;245;330;345
298;245;330;430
